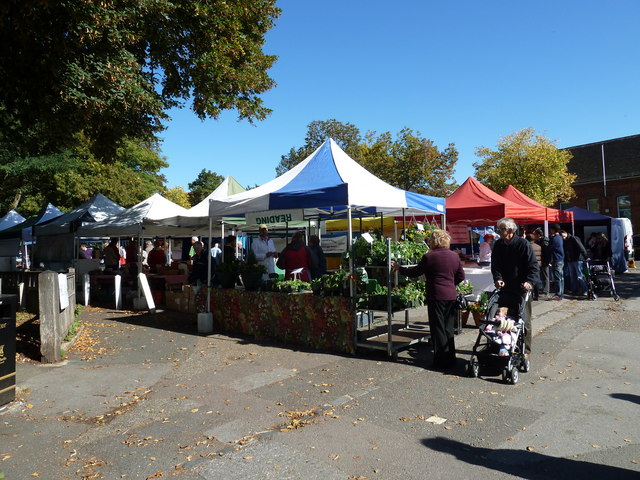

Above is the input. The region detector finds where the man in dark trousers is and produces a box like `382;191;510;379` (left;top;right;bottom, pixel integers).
532;227;551;298
491;217;539;357
560;230;589;296
548;224;565;300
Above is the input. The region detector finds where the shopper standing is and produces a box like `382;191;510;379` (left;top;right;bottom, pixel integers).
548;224;565;300
392;229;465;370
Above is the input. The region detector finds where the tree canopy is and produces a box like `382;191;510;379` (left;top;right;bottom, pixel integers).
276;120;458;197
359;128;459;196
0;135;167;217
275;119;362;176
0;0;280;159
165;186;191;209
188;169;225;206
473;127;575;206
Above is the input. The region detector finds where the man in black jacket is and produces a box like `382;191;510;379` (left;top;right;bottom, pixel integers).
560;230;589;296
533;228;551;297
492;218;539;356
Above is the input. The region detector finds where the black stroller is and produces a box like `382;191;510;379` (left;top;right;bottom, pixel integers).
583;260;620;301
467;289;530;385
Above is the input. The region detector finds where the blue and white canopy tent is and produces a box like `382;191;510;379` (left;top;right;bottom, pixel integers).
208;139;445;221
208;138;446;283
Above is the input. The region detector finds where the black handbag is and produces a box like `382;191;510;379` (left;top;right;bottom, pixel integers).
455;294;468;310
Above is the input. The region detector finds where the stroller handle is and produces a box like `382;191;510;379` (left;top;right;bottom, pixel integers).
488;287;531;319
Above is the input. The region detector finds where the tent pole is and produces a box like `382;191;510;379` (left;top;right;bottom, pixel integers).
402;208;406;240
206;207;212;314
347;207;353;294
221;221;226;262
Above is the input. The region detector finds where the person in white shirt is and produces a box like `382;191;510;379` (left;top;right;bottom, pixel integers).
251;224;278;280
478;233;494;267
211;242;222;265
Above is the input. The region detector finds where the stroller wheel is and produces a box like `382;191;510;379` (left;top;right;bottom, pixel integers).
614;294;620;301
509;366;519;385
502;368;509;383
519;356;531;373
467;361;479;378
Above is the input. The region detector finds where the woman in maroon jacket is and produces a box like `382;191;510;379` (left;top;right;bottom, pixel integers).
392;229;465;369
277;231;316;282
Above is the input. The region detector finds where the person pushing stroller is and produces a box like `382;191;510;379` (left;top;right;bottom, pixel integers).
491;218;539;358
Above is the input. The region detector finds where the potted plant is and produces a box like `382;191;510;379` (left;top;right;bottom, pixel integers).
311;269;348;297
470;291;489;326
217;257;240;289
239;249;267;291
274;279;311;293
456;280;474;326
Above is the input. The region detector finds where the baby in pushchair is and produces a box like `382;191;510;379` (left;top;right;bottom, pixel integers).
467;289;531;384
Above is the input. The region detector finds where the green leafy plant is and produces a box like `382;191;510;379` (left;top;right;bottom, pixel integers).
239;249;267;277
312;268;349;296
393;281;426;308
64;318;82;343
274;279;311;293
470;291;489;313
456;280;474;295
217;256;240;288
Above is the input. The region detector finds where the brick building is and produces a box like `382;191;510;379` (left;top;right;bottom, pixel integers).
561;134;640;232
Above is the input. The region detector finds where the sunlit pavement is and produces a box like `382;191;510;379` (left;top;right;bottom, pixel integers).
1;270;639;479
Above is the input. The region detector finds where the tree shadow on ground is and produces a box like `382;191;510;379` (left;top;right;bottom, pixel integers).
422;437;639;480
609;393;640;405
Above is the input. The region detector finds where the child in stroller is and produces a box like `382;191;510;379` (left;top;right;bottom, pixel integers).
583;260;620;301
467;289;531;384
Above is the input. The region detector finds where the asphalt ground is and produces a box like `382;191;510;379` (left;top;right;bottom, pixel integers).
1;270;639;480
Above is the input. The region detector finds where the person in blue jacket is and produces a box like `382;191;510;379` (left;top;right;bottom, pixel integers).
548;224;565;300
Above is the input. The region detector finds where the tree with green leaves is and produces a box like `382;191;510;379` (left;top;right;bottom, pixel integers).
474;128;575;206
276;120;459;197
0;0;280;159
165;186;191;209
359;128;459;197
0;135;167;217
188;169;225;206
275;119;362;175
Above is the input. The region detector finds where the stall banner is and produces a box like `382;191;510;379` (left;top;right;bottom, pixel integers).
447;225;470;244
246;209;304;226
322;233;348;254
198;289;355;354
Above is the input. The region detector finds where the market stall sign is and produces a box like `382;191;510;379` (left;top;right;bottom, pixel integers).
247;209;305;226
322;233;348;254
447;225;470;244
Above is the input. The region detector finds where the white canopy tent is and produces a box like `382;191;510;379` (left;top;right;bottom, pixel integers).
76;193;190;238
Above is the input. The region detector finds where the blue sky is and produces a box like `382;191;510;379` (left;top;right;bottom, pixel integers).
159;0;640;191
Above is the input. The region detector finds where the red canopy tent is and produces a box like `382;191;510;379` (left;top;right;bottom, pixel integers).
445;177;548;225
500;185;574;223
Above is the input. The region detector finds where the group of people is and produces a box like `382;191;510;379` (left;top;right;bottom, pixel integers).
392;217;541;371
528;225;611;300
79;237;172;275
251;224;326;282
477;224;612;301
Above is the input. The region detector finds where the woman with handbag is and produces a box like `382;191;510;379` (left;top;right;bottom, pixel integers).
392;229;465;370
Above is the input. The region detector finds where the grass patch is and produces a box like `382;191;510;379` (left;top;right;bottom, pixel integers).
64;306;84;343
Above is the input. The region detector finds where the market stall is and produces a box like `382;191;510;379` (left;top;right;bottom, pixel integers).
202;138;446;356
